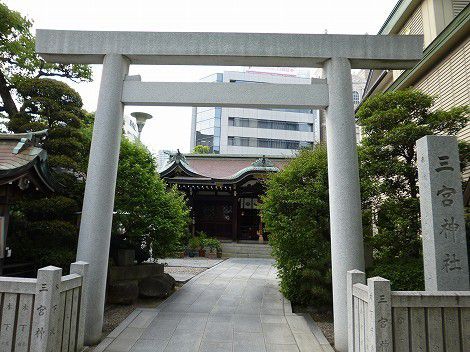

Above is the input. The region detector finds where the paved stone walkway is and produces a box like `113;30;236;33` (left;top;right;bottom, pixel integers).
94;258;333;352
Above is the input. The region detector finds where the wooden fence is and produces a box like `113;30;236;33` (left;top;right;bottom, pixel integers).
348;269;470;352
0;261;89;352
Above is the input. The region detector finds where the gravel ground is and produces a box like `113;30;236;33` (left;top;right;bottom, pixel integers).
164;265;206;276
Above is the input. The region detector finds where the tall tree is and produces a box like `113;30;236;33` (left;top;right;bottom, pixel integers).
0;1;91;120
7;79;90;268
261;146;331;306
357;89;468;288
1;2;92;268
113;139;190;260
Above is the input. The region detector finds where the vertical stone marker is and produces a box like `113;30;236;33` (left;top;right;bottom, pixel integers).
417;135;469;291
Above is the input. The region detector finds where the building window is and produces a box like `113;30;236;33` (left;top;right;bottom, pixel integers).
228;117;315;133
353;91;361;105
228;136;310;150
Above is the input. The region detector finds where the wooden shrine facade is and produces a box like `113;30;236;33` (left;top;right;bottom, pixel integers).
159;152;290;241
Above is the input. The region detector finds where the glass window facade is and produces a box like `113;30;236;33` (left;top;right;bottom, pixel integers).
195;107;222;153
228;136;313;150
228;117;313;132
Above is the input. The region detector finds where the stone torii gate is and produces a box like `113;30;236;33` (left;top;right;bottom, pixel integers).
36;30;422;350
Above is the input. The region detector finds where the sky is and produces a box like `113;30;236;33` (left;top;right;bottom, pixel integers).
5;0;398;154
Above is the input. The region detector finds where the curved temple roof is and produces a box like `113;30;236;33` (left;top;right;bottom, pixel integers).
159;151;287;185
0;130;56;192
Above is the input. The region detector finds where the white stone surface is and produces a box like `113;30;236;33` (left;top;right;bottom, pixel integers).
324;57;365;352
31;266;62;352
35;30;422;69
76;54;129;344
367;277;392;352
122;80;329;109
417;135;469;291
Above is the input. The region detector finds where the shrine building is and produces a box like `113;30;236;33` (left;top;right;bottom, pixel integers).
159;152;290;242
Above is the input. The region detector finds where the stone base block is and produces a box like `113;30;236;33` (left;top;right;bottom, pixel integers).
107;280;139;305
108;263;164;283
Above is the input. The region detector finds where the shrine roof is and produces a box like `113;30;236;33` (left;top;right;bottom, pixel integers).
0;130;56;192
159;152;291;183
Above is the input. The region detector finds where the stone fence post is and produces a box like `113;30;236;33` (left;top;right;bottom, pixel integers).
347;270;366;351
367;277;393;352
31;266;62;352
70;261;89;351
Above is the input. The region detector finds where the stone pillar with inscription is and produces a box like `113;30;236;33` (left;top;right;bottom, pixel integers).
417;135;469;291
31;266;62;352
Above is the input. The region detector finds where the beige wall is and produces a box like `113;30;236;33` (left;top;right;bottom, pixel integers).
414;38;470;181
387;0;470;181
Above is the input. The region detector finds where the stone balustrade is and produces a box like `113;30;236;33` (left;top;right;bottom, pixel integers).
0;261;88;352
347;269;470;352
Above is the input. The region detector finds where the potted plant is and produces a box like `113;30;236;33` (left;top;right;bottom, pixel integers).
173;243;186;258
197;232;208;257
188;237;200;257
205;238;221;259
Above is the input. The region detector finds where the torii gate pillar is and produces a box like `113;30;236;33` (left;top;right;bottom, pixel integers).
324;57;365;350
76;54;129;344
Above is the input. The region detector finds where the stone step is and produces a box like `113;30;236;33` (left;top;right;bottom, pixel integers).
222;249;272;255
221;243;273;258
221;252;273;259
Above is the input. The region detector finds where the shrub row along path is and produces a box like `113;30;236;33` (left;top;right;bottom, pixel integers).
94;258;333;352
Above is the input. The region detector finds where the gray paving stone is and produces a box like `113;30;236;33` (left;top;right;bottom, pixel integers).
233;332;266;352
130;339;168;352
260;315;287;324
105;337;137;352
199;340;233;352
208;313;236;324
203;322;234;341
293;333;323;352
176;313;208;328
141;319;179;340
116;327;145;341
211;303;238;314
286;315;312;334
99;259;331;352
262;323;296;344
266;344;300;352
233;314;262;333
164;330;203;352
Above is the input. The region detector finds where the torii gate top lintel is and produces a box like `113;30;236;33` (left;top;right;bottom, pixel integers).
36;30;422;69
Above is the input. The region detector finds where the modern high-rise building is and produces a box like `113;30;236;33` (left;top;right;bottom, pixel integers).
190;70;321;156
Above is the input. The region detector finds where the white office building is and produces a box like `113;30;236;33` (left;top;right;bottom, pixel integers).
190;70;321;156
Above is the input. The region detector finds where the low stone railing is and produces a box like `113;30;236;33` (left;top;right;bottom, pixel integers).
0;261;88;352
347;269;470;352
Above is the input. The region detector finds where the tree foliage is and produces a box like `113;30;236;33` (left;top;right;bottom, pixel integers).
0;1;91;120
113;139;190;259
261;146;331;307
7;80;89;268
357;89;469;289
193;145;211;154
